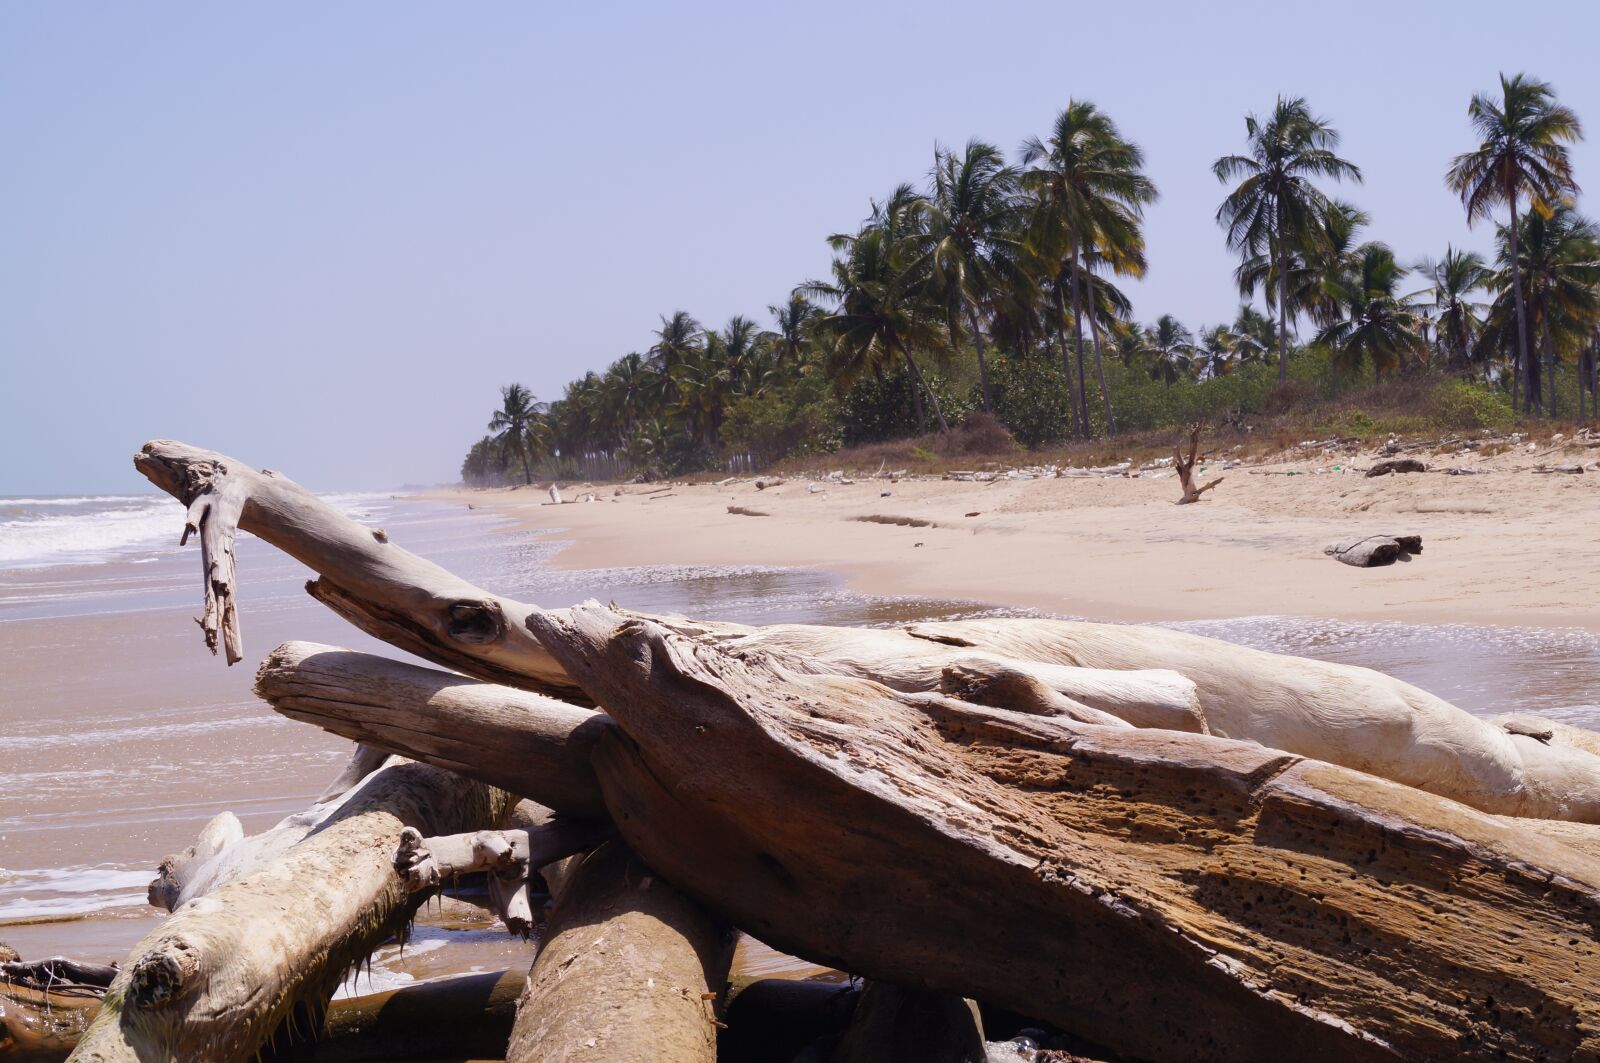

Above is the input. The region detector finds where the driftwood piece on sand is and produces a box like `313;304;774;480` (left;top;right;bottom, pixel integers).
517;603;1600;1062
505;839;735;1063
1365;457;1426;477
254;640;610;819
134;440;580;696
1323;533;1423;568
1173;423;1223;504
71;763;516;1063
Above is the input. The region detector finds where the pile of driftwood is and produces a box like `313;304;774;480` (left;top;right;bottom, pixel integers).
24;440;1600;1062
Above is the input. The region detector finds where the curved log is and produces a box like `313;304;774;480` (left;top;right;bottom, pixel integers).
133;440;577;695
505;839;735;1063
525;603;1600;1062
70;763;516;1063
254;641;610;819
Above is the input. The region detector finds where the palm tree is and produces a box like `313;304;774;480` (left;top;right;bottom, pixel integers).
1412;247;1491;371
1446;73;1583;413
1214;97;1363;385
922;139;1026;411
1313;243;1428;379
1142;315;1195;385
802;195;952;434
1022;100;1158;436
768;293;819;371
487;383;544;485
1483;205;1600;415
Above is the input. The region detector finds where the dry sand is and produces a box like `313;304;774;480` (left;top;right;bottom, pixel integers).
433;439;1600;631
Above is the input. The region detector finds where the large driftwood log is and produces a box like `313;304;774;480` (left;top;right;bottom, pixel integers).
1324;534;1423;568
70;763;516;1063
134;440;578;695
145;441;1600;821
505;839;735;1063
254;640;610;819
520;603;1600;1062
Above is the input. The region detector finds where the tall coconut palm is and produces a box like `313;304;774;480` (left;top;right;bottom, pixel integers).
1022;100;1158;436
487;383;545;485
1483;206;1600;415
1446;73;1583;413
768;293;819;371
1214;97;1363;385
1412;247;1491;371
1313;243;1428;379
921;139;1026;411
802;196;951;434
1142;314;1195;385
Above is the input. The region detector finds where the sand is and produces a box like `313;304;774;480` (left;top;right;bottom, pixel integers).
432;439;1600;632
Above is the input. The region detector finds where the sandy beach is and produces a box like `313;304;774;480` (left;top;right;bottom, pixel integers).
433;438;1600;632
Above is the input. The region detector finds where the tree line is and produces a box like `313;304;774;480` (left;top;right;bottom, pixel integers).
465;73;1598;485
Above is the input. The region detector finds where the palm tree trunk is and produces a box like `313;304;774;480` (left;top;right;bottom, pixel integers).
900;345;950;434
1068;253;1092;434
1507;192;1535;415
909;368;927;434
517;439;532;485
1545;316;1558;419
1052;287;1084;439
1274;233;1289;386
966;306;993;411
1084;273;1116;436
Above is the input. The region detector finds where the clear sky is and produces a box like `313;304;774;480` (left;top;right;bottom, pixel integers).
5;1;1598;493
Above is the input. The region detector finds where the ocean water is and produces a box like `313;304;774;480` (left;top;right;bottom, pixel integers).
4;491;1600;970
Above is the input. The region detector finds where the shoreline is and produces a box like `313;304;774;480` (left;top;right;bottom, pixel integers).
430;442;1600;633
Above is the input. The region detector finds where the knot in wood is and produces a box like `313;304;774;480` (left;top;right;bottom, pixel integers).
129;939;201;1008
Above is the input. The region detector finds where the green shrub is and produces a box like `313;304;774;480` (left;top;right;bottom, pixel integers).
1430;378;1514;431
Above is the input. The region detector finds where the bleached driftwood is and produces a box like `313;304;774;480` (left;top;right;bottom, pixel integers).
1173;423;1223;504
71;763;516;1063
505;840;735;1063
134;440;580;696
254;641;609;819
394;800;609;938
524;603;1600;1061
1324;534;1422;568
143;440;1600;822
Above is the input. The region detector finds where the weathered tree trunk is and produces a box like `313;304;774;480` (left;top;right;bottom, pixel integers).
133;440;580;697
69;763;516;1063
254;640;610;819
505;840;735;1063
1172;423;1222;504
520;604;1600;1062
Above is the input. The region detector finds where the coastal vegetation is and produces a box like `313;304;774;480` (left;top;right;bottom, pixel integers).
464;74;1597;484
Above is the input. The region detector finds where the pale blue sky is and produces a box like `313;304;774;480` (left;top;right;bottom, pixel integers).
4;2;1598;493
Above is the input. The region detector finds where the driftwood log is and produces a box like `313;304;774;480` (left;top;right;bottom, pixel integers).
1366;458;1426;477
505;840;735;1063
1173;423;1223;504
70;762;516;1062
122;439;1600;1060
521;604;1600;1061
1324;534;1423;568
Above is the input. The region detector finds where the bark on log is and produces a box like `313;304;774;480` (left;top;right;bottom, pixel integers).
133;440;579;696
254;640;610;819
505;839;735;1063
69;763;516;1063
521;603;1600;1062
826;982;986;1063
